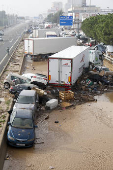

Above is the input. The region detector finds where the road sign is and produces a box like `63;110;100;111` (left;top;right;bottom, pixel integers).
60;16;73;26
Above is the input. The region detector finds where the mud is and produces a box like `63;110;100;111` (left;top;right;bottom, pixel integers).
0;41;24;135
23;55;48;76
2;49;113;170
3;92;113;170
103;59;113;71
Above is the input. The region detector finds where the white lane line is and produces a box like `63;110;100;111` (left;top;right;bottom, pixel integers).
0;36;21;65
10;39;13;42
0;54;8;65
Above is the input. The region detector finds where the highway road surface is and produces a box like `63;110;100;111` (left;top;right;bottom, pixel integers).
0;21;29;74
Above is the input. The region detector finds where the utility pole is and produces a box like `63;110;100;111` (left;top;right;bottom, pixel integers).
89;0;91;17
72;0;74;29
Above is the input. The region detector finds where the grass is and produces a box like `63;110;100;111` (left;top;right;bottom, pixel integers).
5;99;11;110
1;115;6;119
5;99;11;106
0;119;5;123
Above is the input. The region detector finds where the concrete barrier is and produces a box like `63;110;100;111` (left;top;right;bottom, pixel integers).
0;37;25;170
0;114;9;170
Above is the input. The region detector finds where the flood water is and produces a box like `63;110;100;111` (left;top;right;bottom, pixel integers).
3;92;113;170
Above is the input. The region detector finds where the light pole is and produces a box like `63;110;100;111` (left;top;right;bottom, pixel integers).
89;0;91;17
2;5;4;28
72;0;74;29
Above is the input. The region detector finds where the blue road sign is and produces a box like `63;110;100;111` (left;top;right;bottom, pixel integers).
60;16;73;26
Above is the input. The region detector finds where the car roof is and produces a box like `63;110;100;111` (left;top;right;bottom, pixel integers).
19;90;36;96
8;73;29;80
23;73;35;77
14;109;33;118
13;83;36;88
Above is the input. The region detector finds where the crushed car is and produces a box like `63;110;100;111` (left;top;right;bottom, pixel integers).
4;73;31;89
13;90;39;114
22;73;47;89
88;71;110;85
93;66;110;72
9;83;37;99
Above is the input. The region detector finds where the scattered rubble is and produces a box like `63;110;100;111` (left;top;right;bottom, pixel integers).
0;35;113;138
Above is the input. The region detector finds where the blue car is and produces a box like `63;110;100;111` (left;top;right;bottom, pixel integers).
7;109;37;147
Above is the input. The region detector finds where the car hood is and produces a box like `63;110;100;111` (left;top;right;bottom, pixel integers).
14;103;35;110
9;126;34;140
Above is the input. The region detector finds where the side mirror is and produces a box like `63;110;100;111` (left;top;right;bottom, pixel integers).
8;122;11;126
8;110;12;114
13;99;17;102
34;125;38;128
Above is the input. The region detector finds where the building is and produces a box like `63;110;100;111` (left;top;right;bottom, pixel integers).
52;2;63;11
47;1;63;15
65;0;86;13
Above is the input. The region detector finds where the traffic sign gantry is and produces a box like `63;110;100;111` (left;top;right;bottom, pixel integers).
60;16;73;26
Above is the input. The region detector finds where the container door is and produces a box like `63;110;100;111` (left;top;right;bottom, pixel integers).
28;40;33;55
48;59;59;84
59;59;72;85
24;40;28;54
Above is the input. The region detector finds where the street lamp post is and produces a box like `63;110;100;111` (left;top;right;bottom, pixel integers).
72;0;74;29
89;0;91;17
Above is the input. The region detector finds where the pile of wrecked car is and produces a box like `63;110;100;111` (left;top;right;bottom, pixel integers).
5;45;113;148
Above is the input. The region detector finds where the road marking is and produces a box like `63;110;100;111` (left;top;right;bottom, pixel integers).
0;54;8;65
0;36;21;65
10;39;13;42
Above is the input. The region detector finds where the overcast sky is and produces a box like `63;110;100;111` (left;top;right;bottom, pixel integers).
0;0;113;16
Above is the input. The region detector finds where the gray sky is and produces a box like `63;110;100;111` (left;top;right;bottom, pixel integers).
1;0;113;17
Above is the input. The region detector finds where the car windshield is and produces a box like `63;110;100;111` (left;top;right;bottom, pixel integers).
17;96;35;104
12;118;33;128
20;78;31;84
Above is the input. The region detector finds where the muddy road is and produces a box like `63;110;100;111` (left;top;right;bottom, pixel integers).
3;92;113;170
2;56;113;170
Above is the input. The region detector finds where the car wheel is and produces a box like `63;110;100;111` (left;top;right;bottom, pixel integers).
4;82;10;89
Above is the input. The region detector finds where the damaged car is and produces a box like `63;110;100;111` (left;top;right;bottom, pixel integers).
88;72;110;85
13;90;39;114
7;109;37;147
9;84;37;99
4;73;31;89
22;73;47;89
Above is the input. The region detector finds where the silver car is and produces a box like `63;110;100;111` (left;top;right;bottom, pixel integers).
4;73;31;89
13;90;39;114
0;36;3;41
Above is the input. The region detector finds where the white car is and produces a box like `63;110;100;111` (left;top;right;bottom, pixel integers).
22;73;47;87
0;36;3;41
4;73;31;89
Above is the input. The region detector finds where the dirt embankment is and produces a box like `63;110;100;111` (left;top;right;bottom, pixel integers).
0;41;24;135
103;59;113;71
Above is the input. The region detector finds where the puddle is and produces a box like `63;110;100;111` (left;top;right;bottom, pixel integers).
25;55;32;63
95;92;113;103
24;57;48;75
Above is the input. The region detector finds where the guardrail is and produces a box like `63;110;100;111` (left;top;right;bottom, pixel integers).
105;55;113;64
0;32;25;78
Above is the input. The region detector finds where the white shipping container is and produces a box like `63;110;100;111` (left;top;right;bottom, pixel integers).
38;28;60;38
48;46;90;87
32;29;38;38
24;37;77;56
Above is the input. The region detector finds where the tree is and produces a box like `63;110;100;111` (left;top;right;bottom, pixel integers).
81;14;113;45
44;10;64;24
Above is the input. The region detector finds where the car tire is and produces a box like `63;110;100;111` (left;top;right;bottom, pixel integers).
4;82;10;89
